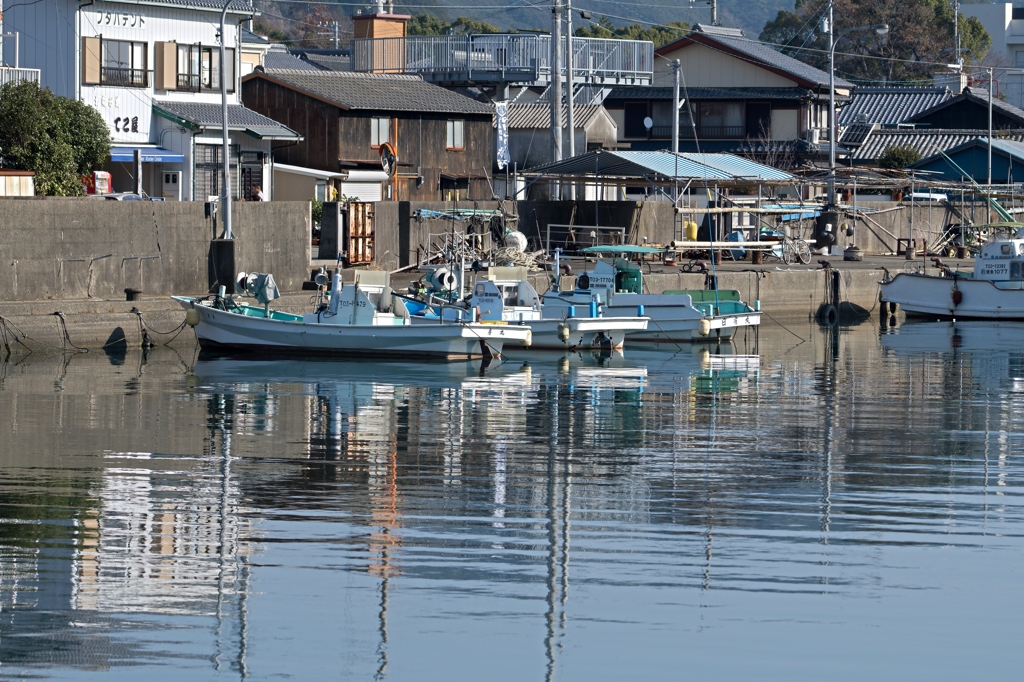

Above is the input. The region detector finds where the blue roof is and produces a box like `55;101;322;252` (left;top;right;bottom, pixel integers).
524;150;792;182
110;146;184;163
677;153;793;180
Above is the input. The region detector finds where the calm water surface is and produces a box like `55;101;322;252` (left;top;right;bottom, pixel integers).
0;319;1022;680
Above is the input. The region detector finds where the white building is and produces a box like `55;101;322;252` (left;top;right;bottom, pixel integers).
961;2;1024;109
0;0;298;199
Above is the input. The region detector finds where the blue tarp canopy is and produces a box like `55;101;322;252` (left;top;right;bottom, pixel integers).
523;150;793;183
110;147;184;163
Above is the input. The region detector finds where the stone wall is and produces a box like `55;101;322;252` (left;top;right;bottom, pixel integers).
0;198;310;301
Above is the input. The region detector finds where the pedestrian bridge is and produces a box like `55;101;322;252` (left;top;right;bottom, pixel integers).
350;35;653;87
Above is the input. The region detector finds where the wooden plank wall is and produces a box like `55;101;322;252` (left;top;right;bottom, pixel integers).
243;78;494;202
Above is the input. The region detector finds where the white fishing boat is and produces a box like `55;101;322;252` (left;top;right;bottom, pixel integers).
541;247;761;342
880;224;1024;320
174;270;531;360
409;266;649;350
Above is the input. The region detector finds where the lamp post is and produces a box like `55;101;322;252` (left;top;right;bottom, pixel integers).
220;0;234;239
825;2;887;206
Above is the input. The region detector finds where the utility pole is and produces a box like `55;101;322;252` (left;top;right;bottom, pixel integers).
566;0;574;160
953;0;961;66
550;0;563;167
672;60;680;155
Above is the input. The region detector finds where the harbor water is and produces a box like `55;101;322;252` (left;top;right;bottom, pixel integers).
0;319;1022;680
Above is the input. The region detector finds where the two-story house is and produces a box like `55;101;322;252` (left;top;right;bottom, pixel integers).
241;69;495;201
1;0;298;199
602;24;853;166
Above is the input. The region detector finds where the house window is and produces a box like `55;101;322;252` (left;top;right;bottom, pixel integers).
100;39;148;87
1014;7;1024;20
176;44;234;93
623;101;650;138
194;143;240;201
698;102;744;138
447;120;465;150
371;117;391;148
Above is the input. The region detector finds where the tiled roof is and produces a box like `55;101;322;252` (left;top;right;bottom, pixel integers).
301;54;352;71
851;127;1024;162
838;87;951;126
503;103;608;130
243;70;493;115
263;51;319;72
240;27;269;45
909;137;1024;170
152;100;299;138
909;87;1024;126
125;0;254;11
605;86;815;101
657;24;852;90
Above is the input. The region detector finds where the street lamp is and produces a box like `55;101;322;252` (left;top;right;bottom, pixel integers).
220;0;234;239
824;2;888;206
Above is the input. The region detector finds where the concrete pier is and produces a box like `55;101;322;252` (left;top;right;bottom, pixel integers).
0;254;950;352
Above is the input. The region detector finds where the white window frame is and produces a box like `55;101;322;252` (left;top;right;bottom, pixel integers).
447;119;465;150
371;117;391;148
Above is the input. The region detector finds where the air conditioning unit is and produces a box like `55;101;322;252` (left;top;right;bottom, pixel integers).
804;128;821;145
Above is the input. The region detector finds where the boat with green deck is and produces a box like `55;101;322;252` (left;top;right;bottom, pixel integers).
541;246;760;342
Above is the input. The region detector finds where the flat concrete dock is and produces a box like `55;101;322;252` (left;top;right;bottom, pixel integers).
0;253;961;352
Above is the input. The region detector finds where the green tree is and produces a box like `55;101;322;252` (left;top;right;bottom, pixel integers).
252;20;295;45
575;17;690;48
759;0;990;84
407;14;450;36
0;81;110;196
878;144;922;169
407;14;506;35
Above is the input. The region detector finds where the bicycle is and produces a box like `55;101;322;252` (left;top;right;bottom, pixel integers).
762;232;812;265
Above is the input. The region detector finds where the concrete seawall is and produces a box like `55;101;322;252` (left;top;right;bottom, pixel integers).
0;199;311;301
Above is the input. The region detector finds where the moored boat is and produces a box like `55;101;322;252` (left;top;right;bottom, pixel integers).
880;224;1024;320
174;270;532;360
408;266;650;350
541;248;761;342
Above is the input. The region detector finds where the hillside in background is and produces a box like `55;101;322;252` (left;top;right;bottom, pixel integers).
255;0;793;48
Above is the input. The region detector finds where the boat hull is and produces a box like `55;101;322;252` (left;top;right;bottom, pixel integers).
174;297;530;359
411;314;648;350
542;294;760;342
880;273;1024;320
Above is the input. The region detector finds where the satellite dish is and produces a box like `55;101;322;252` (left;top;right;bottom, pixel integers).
643;116;653;130
379;142;398;177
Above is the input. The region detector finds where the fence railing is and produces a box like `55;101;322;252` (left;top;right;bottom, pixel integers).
0;67;41;87
351;35;652;83
176;73;201;92
650;124;747;139
100;67;150;88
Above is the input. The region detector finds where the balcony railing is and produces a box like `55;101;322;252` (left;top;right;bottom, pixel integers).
649;124;747;139
176;73;201;92
0;67;41;87
351;35;653;85
100;67;150;88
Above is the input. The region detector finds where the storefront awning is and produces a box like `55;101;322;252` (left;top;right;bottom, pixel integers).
110;147;184;163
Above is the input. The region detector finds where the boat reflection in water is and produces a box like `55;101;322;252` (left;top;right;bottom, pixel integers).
188;346;759;679
881;320;1024;393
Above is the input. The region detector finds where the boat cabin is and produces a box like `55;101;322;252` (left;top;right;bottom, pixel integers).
471;267;542;322
975;229;1024;282
576;259;642;298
